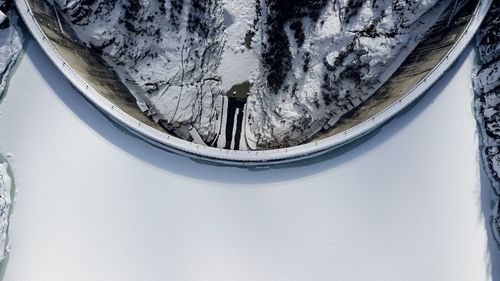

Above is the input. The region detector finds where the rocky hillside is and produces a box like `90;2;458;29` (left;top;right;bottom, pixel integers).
474;1;500;247
247;0;452;147
51;0;453;148
0;0;22;98
53;0;225;143
0;0;22;263
0;159;12;263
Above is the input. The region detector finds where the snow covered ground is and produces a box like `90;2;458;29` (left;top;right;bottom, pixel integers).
247;0;452;148
0;39;497;280
0;0;22;99
0;0;22;267
46;0;461;149
52;0;226;143
0;158;12;264
474;1;500;250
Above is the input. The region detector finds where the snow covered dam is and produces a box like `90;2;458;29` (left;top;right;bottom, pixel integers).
16;0;492;165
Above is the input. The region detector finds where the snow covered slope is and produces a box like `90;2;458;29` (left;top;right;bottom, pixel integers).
247;0;452;147
53;0;225;143
50;0;452;148
474;1;500;247
0;0;22;99
0;0;21;263
0;159;12;263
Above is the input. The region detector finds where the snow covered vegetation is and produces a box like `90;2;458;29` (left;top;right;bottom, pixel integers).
51;0;225;143
0;0;20;262
0;160;12;262
474;1;500;247
47;0;463;149
0;0;22;99
247;0;451;147
0;0;19;264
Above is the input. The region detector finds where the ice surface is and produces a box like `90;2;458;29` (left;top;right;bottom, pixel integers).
0;41;493;281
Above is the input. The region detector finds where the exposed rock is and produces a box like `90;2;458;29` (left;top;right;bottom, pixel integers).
51;0;454;149
0;0;23;98
0;160;12;262
0;0;21;262
474;1;500;247
247;0;451;148
53;0;225;143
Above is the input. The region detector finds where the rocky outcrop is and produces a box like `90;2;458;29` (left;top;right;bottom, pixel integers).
0;0;21;262
54;0;225;143
474;1;500;246
0;159;12;262
51;0;455;149
247;0;452;148
0;0;23;98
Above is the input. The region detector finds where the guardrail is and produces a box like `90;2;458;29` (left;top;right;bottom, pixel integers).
16;0;492;165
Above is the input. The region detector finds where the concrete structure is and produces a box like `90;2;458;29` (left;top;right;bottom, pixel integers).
15;0;492;165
